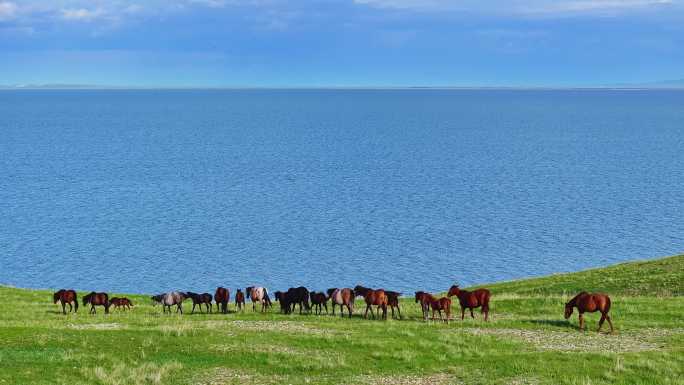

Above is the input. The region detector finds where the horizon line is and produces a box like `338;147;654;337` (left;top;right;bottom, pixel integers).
3;85;684;91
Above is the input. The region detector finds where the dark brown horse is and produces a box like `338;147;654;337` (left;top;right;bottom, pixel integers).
385;291;402;319
83;292;110;314
215;287;230;314
53;289;78;314
565;292;614;333
309;292;329;315
327;288;355;318
277;287;310;314
235;289;245;311
109;297;133;311
447;285;490;321
354;285;388;320
186;292;213;314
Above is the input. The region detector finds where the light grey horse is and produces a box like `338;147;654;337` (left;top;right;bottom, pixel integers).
151;292;187;314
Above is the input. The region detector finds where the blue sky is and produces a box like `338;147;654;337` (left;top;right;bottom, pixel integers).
0;0;682;86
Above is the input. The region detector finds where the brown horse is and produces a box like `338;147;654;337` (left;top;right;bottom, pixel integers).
415;291;451;322
215;287;230;314
109;297;133;311
327;288;355;318
354;285;387;320
414;291;431;320
565;292;614;333
385;291;402;319
235;289;245;311
447;285;490;321
83;292;110;314
309;292;329;315
53;289;78;314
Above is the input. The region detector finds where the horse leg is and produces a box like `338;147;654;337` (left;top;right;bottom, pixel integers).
364;304;370;319
61;302;67;315
579;313;585;331
606;315;614;333
470;308;474;319
461;306;465;320
597;313;606;333
397;306;401;320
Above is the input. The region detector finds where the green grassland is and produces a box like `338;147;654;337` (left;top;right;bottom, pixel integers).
0;255;682;385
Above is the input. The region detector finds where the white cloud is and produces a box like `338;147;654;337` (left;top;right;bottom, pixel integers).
61;8;105;21
0;1;18;20
353;0;678;16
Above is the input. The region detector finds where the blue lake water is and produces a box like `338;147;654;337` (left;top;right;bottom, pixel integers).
1;89;683;294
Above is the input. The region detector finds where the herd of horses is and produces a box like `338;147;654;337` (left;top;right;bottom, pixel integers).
53;286;614;332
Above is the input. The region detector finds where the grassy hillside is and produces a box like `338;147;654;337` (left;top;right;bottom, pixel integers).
485;255;684;297
0;255;682;385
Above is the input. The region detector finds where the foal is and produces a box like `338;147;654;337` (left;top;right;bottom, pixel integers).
385;291;402;319
235;289;245;311
565;292;614;333
109;297;133;311
309;292;329;315
415;291;451;323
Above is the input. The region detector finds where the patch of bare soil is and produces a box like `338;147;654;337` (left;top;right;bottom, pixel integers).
464;327;681;353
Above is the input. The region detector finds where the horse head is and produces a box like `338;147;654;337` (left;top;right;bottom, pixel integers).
53;290;62;304
82;292;94;306
414;291;424;303
447;285;460;297
274;291;283;301
246;287;253;298
353;285;369;297
564;303;574;319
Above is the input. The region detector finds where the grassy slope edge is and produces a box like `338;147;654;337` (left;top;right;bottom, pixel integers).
0;255;682;385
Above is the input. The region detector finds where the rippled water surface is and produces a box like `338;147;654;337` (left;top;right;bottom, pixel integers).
1;89;683;293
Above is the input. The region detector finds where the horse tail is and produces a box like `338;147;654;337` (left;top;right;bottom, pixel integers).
482;290;491;312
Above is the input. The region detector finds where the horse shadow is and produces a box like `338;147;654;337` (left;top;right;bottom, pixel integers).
524;319;580;330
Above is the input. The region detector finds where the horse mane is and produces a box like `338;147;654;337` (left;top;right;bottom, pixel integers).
566;291;588;307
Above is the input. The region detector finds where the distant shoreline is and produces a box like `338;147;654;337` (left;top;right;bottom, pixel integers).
2;86;684;91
